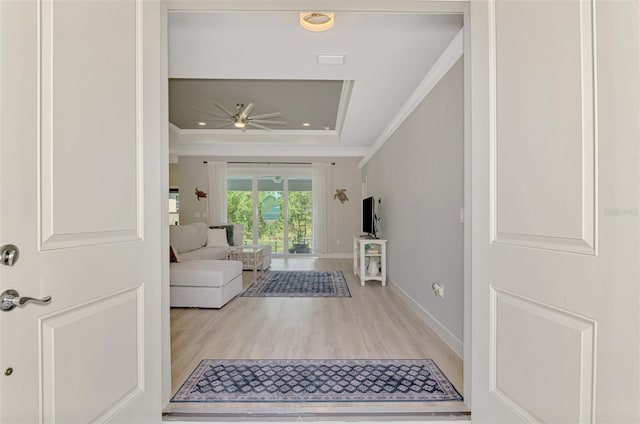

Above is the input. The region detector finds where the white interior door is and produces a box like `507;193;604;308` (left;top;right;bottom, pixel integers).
0;0;163;422
471;0;639;422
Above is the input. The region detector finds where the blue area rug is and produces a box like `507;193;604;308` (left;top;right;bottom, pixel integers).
241;270;351;298
171;359;462;403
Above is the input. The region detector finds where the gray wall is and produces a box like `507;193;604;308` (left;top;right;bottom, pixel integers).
177;155;361;255
362;58;464;341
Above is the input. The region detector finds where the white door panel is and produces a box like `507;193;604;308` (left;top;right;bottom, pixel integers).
0;0;162;422
493;0;595;254
41;0;140;248
472;0;639;422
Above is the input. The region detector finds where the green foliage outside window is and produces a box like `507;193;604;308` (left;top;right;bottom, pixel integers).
226;189;312;253
226;191;253;243
288;191;312;245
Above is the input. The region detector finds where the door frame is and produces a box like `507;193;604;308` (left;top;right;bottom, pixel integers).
160;0;473;410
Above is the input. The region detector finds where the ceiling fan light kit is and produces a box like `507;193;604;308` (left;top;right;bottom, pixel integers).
195;102;286;131
300;12;334;32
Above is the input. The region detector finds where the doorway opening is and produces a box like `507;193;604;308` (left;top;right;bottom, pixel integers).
162;5;472;420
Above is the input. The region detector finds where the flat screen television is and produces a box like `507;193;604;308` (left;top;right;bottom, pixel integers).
362;196;376;238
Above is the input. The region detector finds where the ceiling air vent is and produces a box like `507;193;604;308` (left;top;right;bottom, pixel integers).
317;54;345;65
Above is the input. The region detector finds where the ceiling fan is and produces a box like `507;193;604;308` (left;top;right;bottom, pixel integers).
194;103;286;130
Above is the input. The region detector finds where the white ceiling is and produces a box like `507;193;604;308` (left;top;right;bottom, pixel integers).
168;11;463;156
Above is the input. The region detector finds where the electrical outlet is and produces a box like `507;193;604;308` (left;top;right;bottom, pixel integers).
432;282;444;298
336;239;341;245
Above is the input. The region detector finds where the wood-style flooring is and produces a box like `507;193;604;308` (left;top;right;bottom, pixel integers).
166;258;466;417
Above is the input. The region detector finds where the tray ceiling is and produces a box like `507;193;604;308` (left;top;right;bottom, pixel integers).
169;79;344;131
168;11;463;156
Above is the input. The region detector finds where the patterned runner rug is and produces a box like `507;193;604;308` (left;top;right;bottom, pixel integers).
241;270;351;298
171;359;462;403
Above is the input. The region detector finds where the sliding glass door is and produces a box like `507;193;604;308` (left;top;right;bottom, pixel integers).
287;178;312;254
257;176;284;254
227;170;313;256
226;176;254;244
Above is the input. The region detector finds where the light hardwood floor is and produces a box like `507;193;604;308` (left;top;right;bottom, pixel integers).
167;258;466;416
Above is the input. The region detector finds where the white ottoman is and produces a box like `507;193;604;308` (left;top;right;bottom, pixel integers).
170;260;243;308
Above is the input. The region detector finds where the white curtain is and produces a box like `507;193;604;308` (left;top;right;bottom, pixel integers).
312;163;330;254
207;161;227;224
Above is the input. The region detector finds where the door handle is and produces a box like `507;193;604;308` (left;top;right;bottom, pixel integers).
0;289;51;311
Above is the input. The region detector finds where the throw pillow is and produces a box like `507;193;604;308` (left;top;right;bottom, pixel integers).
169;245;180;263
206;228;229;247
210;224;234;246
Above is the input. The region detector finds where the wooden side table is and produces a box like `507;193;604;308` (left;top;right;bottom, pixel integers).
353;237;387;286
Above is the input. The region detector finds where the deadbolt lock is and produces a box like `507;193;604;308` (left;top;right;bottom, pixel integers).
0;244;19;266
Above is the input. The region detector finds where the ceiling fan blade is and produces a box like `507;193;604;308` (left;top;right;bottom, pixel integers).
246;122;272;131
250;119;287;125
215;122;235;129
214;103;235;118
192;108;229;119
249;112;282;120
240;103;254;119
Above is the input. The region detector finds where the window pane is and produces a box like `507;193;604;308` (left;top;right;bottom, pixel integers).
227;177;253;244
288;180;312;254
258;176;284;254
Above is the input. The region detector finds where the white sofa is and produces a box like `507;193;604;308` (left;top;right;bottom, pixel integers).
170;260;242;308
169;222;272;270
168;222;272;308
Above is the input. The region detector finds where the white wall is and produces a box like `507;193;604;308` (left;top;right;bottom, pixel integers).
177;155;361;255
362;58;464;346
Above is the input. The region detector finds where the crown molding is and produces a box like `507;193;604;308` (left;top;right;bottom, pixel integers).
178;128;338;143
335;80;354;136
358;28;464;168
177;141;368;157
173;120;368;157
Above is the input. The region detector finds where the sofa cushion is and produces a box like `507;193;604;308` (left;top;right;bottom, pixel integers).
211;224;235;246
191;222;209;247
232;224;244;246
170;260;242;288
207;228;229;247
169;245;181;263
170;224;203;254
210;222;244;247
179;246;229;262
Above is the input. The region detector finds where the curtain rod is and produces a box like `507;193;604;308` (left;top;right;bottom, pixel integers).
203;161;335;165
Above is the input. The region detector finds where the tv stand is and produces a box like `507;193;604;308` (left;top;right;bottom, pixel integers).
353;237;387;287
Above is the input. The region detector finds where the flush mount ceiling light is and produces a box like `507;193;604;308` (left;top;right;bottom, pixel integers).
300;12;334;32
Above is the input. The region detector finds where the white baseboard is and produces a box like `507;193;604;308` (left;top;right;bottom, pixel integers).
388;281;463;359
